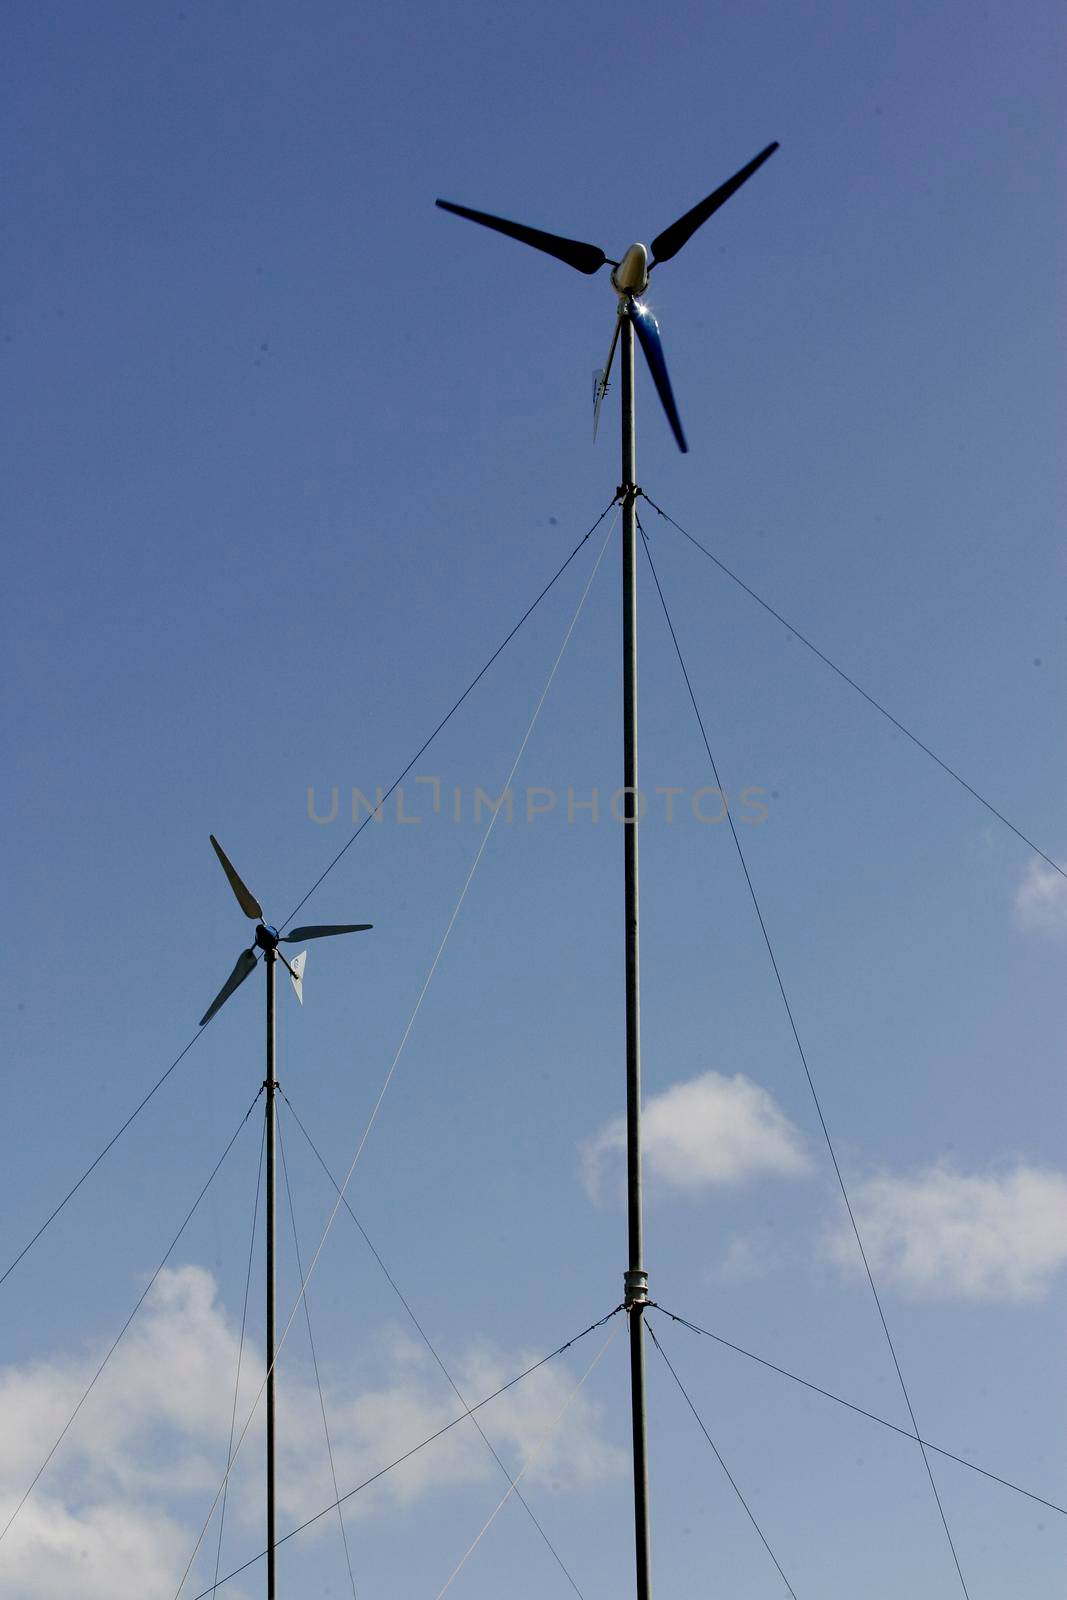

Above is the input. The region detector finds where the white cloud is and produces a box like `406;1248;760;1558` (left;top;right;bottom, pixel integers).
824;1162;1067;1302
0;1497;194;1600
580;1071;811;1201
0;1266;622;1598
0;1266;259;1600
280;1331;624;1525
1013;858;1067;937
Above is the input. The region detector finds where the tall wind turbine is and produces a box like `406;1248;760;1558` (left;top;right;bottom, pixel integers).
436;144;779;1600
200;834;372;1600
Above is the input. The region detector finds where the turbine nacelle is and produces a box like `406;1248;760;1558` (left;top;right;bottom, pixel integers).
611;244;649;298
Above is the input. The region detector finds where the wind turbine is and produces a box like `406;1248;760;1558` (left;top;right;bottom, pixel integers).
436;141;778;455
200;834;372;1600
437;145;779;1600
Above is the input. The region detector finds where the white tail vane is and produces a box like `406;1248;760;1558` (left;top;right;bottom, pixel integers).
593;316;621;443
289;950;307;1006
593;368;608;440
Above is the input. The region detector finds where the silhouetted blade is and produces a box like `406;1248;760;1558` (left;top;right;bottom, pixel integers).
200;948;258;1026
283;924;373;942
629;299;688;453
209;835;263;920
650;142;779;266
435;200;607;275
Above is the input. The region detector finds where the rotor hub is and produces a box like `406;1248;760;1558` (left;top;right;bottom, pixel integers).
610;243;649;297
255;924;280;951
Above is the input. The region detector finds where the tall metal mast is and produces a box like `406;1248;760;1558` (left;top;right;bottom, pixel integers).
265;949;278;1600
620;311;652;1600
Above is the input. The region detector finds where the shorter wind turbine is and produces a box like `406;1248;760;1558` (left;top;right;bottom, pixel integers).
437;141;778;453
200;834;371;1600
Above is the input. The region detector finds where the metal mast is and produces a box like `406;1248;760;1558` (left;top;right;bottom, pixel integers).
265;949;278;1600
620;310;652;1600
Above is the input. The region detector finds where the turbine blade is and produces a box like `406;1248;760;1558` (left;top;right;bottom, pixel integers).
650;142;779;266
435;200;608;275
629;299;688;453
200;947;258;1026
593;318;621;443
283;923;373;941
209;835;263;920
288;950;306;1006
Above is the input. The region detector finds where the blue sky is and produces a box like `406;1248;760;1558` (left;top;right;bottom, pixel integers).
2;2;1064;1595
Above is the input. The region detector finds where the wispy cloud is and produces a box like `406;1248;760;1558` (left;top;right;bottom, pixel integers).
580;1071;811;1202
0;1266;622;1598
706;1234;771;1283
1013;858;1067;937
823;1162;1067;1302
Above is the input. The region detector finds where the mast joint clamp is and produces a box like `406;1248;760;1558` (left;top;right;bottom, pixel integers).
615;483;642;504
624;1269;649;1307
